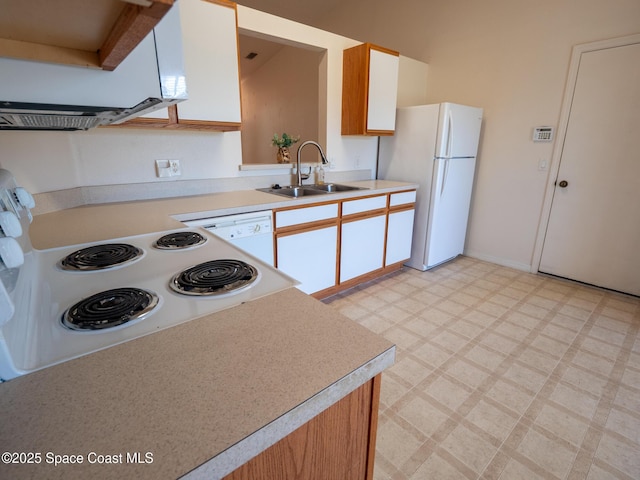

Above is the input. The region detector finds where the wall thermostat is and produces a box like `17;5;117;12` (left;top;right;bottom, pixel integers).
533;126;554;142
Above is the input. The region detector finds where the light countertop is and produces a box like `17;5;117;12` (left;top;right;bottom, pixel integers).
0;181;411;479
0;289;394;480
29;180;417;249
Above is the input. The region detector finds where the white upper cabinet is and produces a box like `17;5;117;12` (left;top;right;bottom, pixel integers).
341;43;399;136
125;0;242;131
367;49;400;132
177;0;241;125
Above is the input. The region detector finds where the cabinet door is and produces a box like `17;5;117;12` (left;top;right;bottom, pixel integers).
177;0;241;124
342;195;387;216
367;48;399;132
341;43;399;136
117;0;241;130
275;203;338;228
386;208;415;266
340;215;386;282
277;226;338;294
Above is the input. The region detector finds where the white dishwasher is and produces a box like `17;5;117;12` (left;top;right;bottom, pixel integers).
185;210;274;266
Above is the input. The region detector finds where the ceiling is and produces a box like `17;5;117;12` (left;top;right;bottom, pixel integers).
0;0;124;51
238;34;284;80
235;0;346;28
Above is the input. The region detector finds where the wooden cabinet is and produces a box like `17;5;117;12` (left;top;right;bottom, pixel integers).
341;43;400;136
225;375;381;480
277;226;338;295
340;195;387;283
274;203;339;295
341;216;386;282
386;209;415;266
272;190;416;298
118;0;242;131
385;191;417;266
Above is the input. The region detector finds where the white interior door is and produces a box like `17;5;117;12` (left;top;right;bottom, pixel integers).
539;39;640;296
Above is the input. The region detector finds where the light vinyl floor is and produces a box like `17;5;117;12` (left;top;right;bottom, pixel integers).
323;256;640;480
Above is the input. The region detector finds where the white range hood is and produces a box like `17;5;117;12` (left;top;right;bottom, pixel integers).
0;4;187;131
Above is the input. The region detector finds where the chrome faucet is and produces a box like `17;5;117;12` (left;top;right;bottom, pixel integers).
296;140;329;186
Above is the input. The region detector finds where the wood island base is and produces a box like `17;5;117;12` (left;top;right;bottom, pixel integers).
225;375;382;480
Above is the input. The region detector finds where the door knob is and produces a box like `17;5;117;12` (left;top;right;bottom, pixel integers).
558;180;569;188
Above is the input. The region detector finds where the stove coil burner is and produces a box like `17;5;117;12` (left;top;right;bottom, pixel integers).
62;287;159;331
154;231;207;250
60;243;143;271
170;259;258;296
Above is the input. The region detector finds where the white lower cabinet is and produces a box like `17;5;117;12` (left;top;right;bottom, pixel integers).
386;208;415;265
273;190;416;296
340;215;386;283
276;226;338;295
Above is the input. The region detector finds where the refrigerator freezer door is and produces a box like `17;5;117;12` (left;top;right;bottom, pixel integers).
435;103;483;159
425;156;477;268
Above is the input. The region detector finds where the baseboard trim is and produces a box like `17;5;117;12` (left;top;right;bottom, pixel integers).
464;250;532;273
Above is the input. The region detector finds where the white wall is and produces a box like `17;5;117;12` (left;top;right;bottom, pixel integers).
0;5;427;200
318;0;640;270
396;56;428;108
0;129;242;194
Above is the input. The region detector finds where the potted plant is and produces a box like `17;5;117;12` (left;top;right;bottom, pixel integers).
272;133;300;163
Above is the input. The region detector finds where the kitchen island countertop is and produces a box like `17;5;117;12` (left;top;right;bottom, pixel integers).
0;288;394;479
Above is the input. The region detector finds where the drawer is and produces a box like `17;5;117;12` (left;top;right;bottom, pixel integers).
342;195;387;216
389;190;416;207
275;203;338;228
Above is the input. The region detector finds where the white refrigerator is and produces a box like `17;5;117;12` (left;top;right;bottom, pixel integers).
379;103;483;270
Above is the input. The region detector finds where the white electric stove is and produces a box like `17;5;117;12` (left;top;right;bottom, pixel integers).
0;170;297;381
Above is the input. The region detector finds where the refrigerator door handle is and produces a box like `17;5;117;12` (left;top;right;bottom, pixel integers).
445;109;453;158
440;158;450;197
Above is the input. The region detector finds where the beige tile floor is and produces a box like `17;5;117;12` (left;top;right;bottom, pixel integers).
323;256;640;480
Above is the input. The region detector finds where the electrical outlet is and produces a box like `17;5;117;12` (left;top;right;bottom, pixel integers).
169;159;182;176
155;159;182;177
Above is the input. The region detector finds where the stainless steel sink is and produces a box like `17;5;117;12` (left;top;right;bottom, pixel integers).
257;183;367;198
257;185;328;198
307;183;365;192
